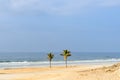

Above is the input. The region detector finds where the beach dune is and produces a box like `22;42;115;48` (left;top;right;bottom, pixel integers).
0;63;120;80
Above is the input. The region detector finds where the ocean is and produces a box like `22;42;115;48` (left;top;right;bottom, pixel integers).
0;52;120;68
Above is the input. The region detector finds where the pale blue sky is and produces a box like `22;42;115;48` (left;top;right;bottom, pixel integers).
0;0;120;52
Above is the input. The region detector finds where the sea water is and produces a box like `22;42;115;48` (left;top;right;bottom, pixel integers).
0;52;120;68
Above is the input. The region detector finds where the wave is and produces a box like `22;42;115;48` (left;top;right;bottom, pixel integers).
70;58;120;63
0;58;120;64
0;59;119;69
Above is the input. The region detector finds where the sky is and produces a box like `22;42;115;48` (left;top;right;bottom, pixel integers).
0;0;120;52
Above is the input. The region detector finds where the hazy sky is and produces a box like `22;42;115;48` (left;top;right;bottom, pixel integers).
0;0;120;52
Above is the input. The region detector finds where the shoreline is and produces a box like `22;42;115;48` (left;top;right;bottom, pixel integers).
0;59;119;69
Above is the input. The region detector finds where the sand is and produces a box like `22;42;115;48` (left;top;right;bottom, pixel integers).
0;63;120;80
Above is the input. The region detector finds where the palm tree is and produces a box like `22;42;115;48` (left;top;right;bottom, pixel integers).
60;50;71;68
47;53;54;68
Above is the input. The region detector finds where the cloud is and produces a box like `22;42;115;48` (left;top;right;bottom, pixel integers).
0;0;120;15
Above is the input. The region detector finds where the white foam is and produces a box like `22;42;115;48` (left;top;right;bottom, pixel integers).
0;58;120;69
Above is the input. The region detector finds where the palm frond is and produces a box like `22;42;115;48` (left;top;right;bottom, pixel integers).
47;53;54;61
60;54;64;56
67;53;71;56
61;49;71;56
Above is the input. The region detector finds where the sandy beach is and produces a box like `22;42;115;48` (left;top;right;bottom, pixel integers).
0;63;119;80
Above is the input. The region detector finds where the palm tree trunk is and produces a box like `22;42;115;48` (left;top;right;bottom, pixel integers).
65;59;67;68
50;60;51;68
